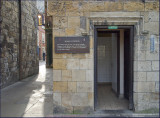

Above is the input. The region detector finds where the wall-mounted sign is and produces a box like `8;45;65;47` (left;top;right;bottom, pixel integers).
108;26;118;29
150;35;155;53
55;37;90;53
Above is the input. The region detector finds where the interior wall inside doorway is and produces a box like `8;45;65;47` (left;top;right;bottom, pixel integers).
97;30;124;97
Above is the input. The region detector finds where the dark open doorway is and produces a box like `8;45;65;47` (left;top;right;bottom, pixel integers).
94;26;134;111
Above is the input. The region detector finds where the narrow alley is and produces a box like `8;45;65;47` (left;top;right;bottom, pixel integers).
0;0;159;117
1;61;53;117
0;62;159;117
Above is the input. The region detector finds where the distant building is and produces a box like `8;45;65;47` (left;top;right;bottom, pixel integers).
37;26;45;60
36;0;45;61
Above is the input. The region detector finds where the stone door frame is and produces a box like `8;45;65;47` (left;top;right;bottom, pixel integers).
93;25;134;111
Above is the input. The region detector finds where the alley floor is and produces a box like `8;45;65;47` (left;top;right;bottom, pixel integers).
1;61;53;117
0;61;159;117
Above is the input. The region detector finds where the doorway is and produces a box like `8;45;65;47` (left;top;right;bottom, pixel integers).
94;26;134;111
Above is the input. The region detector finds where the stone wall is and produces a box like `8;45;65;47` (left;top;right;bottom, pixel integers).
0;0;39;88
20;0;39;79
0;0;20;88
47;0;159;113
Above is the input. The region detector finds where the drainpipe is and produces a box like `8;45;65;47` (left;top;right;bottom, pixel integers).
19;0;22;80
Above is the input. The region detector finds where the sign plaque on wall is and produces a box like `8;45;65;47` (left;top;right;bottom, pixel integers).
55;37;90;53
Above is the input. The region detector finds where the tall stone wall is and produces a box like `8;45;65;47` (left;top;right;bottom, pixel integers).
47;0;159;113
20;1;39;79
0;0;39;88
0;0;20;88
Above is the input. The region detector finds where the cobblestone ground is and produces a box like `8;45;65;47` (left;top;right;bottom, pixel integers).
1;61;53;117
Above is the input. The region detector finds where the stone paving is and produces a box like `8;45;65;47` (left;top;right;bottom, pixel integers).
1;61;53;117
0;61;159;117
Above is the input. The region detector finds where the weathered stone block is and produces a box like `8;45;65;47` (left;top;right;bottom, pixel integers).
52;30;60;37
72;70;85;81
85;49;93;59
53;17;67;29
53;59;66;70
150;93;159;102
89;37;94;49
148;102;159;110
134;50;146;61
72;53;86;59
146;51;159;61
67;59;79;69
134;93;150;103
155;82;159;92
80;59;89;69
104;2;123;12
147;72;159;81
53;93;61;106
53;70;61;81
134;61;151;71
62;70;72;81
66;12;83;17
81;1;90;12
66;1;83;16
151;61;159;71
144;22;159;35
88;59;93;70
72;93;88;106
68;82;77;93
89;1;105;12
65;28;76;36
65;1;79;12
62;93;72;107
5;1;12;8
53;51;66;59
73;106;93;114
68;17;80;28
77;82;93;92
148;12;159;22
134;82;155;92
86;70;93;81
135;102;149;111
47;1;66;16
145;1;159;11
53;104;73;114
134;72;146;82
53;82;68;93
80;16;86;30
124;2;144;11
88;92;94;106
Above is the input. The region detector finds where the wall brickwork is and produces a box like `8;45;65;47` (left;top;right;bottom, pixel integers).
0;0;39;88
20;0;39;79
0;0;20;88
47;0;159;113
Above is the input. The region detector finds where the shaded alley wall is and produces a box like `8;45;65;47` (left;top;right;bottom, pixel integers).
0;0;39;88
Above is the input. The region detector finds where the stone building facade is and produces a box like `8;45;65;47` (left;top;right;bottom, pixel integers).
46;0;159;113
38;26;45;60
0;0;39;88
